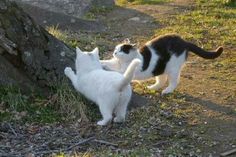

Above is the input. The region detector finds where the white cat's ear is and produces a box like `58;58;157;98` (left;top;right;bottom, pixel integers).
76;47;82;56
92;47;99;56
123;38;131;44
91;47;99;59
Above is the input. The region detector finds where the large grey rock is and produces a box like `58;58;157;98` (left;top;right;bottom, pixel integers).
10;0;115;32
0;0;75;92
13;0;115;18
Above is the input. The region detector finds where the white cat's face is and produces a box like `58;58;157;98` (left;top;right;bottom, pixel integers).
113;44;138;62
75;47;101;73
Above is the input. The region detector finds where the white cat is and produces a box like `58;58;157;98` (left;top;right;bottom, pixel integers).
64;47;141;126
101;34;223;95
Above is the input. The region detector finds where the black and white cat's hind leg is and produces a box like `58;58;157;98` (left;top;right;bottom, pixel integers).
161;52;186;95
161;71;181;95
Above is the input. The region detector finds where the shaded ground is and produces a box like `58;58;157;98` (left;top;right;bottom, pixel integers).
1;0;236;156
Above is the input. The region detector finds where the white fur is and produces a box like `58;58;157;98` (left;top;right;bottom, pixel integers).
64;47;140;126
100;43;186;94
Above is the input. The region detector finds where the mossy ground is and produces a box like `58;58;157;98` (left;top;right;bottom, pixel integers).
1;0;236;156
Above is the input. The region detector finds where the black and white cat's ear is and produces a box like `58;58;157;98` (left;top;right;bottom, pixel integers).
123;38;131;44
76;47;83;56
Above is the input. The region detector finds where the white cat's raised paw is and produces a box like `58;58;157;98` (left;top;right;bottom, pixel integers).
64;67;72;76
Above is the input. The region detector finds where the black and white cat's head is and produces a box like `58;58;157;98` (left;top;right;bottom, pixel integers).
113;40;138;62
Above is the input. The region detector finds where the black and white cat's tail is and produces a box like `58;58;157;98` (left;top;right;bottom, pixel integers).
119;59;141;91
186;42;223;59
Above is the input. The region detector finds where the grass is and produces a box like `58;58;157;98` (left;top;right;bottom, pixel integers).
2;0;236;156
83;6;113;20
0;82;94;124
116;0;170;6
47;25;78;48
0;86;61;123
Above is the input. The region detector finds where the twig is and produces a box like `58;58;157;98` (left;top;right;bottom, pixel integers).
7;123;17;137
152;140;169;147
34;136;95;155
220;148;236;157
65;136;95;151
0;153;21;157
93;139;118;147
0;145;11;148
0;35;17;55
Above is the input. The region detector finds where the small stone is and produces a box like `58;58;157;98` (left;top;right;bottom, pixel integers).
24;51;31;57
70;18;76;23
60;51;66;57
128;17;140;22
196;149;201;153
0;1;7;11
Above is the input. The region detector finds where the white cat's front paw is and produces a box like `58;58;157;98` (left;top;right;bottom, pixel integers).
113;117;125;123
64;67;72;76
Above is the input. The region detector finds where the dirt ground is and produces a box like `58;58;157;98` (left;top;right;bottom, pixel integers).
1;0;236;156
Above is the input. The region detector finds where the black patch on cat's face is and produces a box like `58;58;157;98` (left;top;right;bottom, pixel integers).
120;44;134;54
148;34;187;75
139;46;151;71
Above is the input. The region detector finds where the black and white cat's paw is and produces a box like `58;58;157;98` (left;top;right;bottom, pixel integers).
102;65;112;71
147;84;162;90
161;88;174;95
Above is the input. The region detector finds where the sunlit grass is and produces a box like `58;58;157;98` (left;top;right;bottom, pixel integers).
46;25;78;48
116;0;170;6
156;0;236;49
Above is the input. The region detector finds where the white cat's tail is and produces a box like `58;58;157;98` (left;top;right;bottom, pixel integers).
119;59;141;91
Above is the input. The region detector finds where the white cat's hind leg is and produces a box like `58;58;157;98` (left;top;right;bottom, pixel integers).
97;101;113;126
64;67;77;87
113;101;128;123
161;71;180;95
147;74;167;90
114;90;131;123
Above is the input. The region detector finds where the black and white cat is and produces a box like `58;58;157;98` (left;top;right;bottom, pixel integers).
101;34;223;95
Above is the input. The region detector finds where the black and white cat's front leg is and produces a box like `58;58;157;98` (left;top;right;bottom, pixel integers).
147;74;167;90
100;59;120;71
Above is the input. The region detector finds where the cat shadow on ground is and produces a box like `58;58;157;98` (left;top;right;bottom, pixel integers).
184;93;236;117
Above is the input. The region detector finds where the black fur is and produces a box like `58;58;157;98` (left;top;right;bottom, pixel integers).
120;44;133;54
139;46;151;71
150;35;187;75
